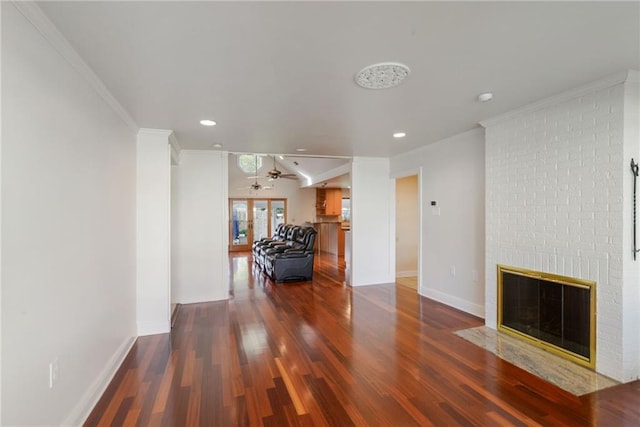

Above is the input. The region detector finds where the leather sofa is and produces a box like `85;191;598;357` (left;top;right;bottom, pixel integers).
254;225;300;269
263;226;317;282
252;223;287;259
252;223;292;266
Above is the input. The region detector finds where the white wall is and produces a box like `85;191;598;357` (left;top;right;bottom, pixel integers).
2;4;137;425
391;129;486;317
483;71;640;382
395;175;419;276
172;150;229;303
351;157;395;286
228;154;316;225
622;75;640;380
1;4;4;422
136;129;172;335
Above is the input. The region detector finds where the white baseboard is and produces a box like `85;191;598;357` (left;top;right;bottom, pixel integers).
175;294;229;305
419;287;485;318
137;320;170;336
63;335;136;426
396;270;417;278
350;281;396;287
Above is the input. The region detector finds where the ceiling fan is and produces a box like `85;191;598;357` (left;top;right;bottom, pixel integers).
265;155;297;180
244;155;272;191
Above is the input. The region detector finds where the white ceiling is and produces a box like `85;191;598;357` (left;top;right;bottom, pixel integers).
38;1;639;159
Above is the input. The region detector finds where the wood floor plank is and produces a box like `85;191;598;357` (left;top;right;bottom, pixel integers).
84;252;640;426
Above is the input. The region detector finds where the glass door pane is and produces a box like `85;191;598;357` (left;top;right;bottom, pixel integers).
253;200;269;241
230;200;250;251
229;198;287;252
271;200;285;233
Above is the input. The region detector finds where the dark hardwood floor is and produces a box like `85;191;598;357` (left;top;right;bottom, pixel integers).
85;252;640;426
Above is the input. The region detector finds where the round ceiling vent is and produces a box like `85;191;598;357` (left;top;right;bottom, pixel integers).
355;62;410;89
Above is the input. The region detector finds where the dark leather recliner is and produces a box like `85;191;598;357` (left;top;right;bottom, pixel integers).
256;225;301;269
264;226;317;282
252;223;287;261
252;224;292;265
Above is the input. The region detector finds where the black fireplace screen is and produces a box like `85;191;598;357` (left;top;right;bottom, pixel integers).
498;266;595;367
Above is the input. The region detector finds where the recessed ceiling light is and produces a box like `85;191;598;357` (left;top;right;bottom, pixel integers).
200;119;217;126
296;148;307;152
393;132;406;138
355;62;410;89
212;143;222;148
478;92;493;102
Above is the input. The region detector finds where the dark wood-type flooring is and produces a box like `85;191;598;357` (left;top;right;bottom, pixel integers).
85;252;640;426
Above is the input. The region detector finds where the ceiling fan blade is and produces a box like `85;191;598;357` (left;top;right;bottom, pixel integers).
246;175;261;179
279;174;298;178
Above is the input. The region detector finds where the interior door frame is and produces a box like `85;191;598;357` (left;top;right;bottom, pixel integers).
228;198;287;252
390;168;423;294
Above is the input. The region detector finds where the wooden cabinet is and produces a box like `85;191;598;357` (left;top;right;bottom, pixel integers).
316;188;342;216
338;227;345;258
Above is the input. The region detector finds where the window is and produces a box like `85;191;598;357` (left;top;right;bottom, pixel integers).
342;198;351;221
238;154;262;174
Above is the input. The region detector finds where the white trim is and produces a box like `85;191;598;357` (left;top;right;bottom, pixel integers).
480;70;635;128
220;152;231;296
392;167;423;295
173;296;228;305
169;133;182;166
137;321;171;337
63;336;136;426
417;168;423;296
138;128;173;137
627;69;640;84
0;6;3;416
12;1;138;132
352;281;396;288
390;168;419;180
421;287;485;319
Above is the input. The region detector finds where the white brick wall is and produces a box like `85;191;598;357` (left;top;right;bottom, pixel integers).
484;72;639;382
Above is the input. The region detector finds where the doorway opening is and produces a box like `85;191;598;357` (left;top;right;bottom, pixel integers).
229;198;286;252
395;175;419;291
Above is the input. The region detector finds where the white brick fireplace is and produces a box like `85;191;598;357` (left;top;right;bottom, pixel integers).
483;70;640;382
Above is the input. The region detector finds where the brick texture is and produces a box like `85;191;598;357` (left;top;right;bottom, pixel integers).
485;83;629;381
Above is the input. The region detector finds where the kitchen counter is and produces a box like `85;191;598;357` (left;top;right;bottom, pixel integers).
312;222;348;258
313;222;340;255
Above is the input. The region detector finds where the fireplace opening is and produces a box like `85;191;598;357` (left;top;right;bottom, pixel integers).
498;265;595;369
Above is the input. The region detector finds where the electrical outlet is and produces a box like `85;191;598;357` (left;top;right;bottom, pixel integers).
49;359;59;389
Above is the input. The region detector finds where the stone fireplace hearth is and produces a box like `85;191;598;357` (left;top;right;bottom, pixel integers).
454;326;618;396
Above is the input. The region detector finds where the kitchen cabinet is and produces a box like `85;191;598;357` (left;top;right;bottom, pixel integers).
316;188;342;216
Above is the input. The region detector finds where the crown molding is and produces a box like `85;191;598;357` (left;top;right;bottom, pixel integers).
12;1;138;132
479;70;637;128
138;128;173;137
169;134;181;166
137;129;181;164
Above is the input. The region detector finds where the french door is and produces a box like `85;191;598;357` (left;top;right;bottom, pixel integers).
229;198;287;252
